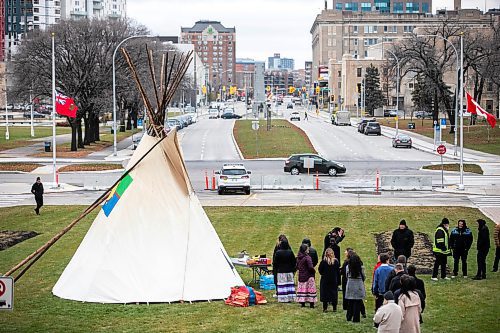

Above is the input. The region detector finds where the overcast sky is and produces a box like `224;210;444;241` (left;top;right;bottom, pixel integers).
128;0;499;69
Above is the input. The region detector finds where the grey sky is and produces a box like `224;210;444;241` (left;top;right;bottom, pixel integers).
127;0;499;69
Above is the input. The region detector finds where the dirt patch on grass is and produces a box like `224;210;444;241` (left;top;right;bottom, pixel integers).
375;231;443;274
0;163;42;172
423;163;483;175
59;163;123;172
31;141;111;158
0;230;39;250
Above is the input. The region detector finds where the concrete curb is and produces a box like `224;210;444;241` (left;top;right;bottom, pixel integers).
230;124;244;160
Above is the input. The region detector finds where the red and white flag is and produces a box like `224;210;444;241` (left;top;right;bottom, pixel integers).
55;92;78;118
466;92;497;128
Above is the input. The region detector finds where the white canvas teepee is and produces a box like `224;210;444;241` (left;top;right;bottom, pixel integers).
52;133;244;303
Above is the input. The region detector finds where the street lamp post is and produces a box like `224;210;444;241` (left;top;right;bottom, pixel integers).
417;34;460;156
382;48;400;136
4;71;9;140
112;34;152;156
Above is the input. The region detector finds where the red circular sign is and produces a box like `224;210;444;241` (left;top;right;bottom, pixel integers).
0;280;5;297
437;145;447;155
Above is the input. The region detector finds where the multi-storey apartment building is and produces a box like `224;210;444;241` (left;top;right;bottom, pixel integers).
267;53;294;71
0;0;5;62
264;69;294;96
61;0;127;20
5;0;34;60
235;58;255;99
331;0;432;14
32;0;61;30
312;4;500;113
181;20;236;92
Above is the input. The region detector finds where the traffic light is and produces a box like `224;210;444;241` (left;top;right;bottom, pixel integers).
202;85;207;95
266;86;271;92
288;86;296;94
315;86;320;94
330;95;335;103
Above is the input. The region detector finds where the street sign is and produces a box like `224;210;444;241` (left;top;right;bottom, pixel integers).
437;144;447;155
303;158;314;169
137;118;143;129
0;276;14;311
441;118;447;129
252;121;259;131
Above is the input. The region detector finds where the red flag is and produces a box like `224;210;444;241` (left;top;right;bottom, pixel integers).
55;92;78;118
466;92;497;128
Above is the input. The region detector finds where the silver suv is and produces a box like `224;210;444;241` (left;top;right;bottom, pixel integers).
215;164;251;195
413;111;432;119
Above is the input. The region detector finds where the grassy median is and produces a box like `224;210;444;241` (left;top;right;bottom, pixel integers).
234;119;317;158
0;205;498;332
0;126;72;151
422;163;484;174
380;118;500;156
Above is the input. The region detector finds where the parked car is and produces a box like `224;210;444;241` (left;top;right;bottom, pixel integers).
23;111;45;119
168;118;183;129
286;103;294;109
384;109;398;117
165;119;180;132
364;122;381;135
332;111;351;126
413;111;432;119
221;112;242;119
289;111;301;121
208;108;219;119
215;163;251;195
284;154;346;176
357;118;375;133
392;134;412;148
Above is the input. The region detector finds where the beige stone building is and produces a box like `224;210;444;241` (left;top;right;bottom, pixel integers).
312;7;500;115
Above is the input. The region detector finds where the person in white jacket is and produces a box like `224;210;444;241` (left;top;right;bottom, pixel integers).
373;291;403;333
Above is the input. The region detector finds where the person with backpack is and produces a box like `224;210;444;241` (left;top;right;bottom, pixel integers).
318;248;340;312
450;219;473;278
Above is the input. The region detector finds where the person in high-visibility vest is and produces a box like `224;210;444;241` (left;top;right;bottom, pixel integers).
431;218;451;281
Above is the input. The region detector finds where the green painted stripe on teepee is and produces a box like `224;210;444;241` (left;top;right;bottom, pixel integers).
116;174;133;197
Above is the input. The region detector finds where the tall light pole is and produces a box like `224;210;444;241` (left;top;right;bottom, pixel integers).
112;34;151;156
4;66;9;140
382;48;400;136
417;34;460;156
458;32;464;190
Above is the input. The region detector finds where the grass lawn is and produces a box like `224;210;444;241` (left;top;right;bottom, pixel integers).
32;129;141;158
58;163;123;172
380;118;500;156
0;205;498;333
422;163;483;174
0;162;42;172
234;119;317;158
0;127;72;151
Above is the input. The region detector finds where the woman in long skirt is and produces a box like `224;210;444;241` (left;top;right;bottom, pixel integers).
273;239;296;302
319;248;340;312
296;244;317;308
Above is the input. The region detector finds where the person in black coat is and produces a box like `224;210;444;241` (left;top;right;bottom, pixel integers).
273;234;288;287
390;220;414;260
301;238;318;267
323;227;345;261
340;248;366;317
450;219;473;278
319;248;340;312
388;264;405;292
473;219;491;280
273;239;297;302
31;177;44;215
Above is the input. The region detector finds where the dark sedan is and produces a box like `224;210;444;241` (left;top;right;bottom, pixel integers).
392;134;412;148
221;112;242;119
284;154;346;176
364;122;381;135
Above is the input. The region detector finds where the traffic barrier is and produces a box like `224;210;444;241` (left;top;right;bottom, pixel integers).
380;175;433;191
56;168;60;187
204;170;209;190
211;170;216;191
315;171;319;190
251;175;314;190
375;170;380;194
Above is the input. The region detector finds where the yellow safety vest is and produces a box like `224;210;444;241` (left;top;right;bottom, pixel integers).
433;226;451;255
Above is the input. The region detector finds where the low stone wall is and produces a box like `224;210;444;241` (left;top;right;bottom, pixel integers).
381;175;433;191
251;175;315;190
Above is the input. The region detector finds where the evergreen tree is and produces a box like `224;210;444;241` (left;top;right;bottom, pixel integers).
364;64;384;115
411;74;434;112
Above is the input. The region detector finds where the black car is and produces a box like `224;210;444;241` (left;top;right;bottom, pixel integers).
364;122;381;135
284;154;346;176
221;112;242;119
357;118;375;133
23;111;45;119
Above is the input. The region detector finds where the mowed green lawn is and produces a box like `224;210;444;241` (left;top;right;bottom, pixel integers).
381;118;500;155
234;119;317;158
0;206;498;333
0;126;72;151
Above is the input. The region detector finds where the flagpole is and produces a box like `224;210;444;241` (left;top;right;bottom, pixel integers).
52;32;58;188
458;32;464;190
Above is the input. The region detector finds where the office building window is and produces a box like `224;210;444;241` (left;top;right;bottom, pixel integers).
353;25;358;33
354;38;358;46
361;2;371;11
336;2;343;10
364;26;378;34
375;1;390;12
345;2;358;11
394;2;404;13
406;2;419;13
403;25;414;33
357;68;362;77
422;2;430;13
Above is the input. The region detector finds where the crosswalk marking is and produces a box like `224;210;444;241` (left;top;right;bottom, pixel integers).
469;196;500;208
0;194;32;207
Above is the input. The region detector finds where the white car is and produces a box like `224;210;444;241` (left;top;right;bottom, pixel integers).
208;108;219;119
215;163;251;195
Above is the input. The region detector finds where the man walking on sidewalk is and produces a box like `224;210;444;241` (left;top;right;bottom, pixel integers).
31;177;44;215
